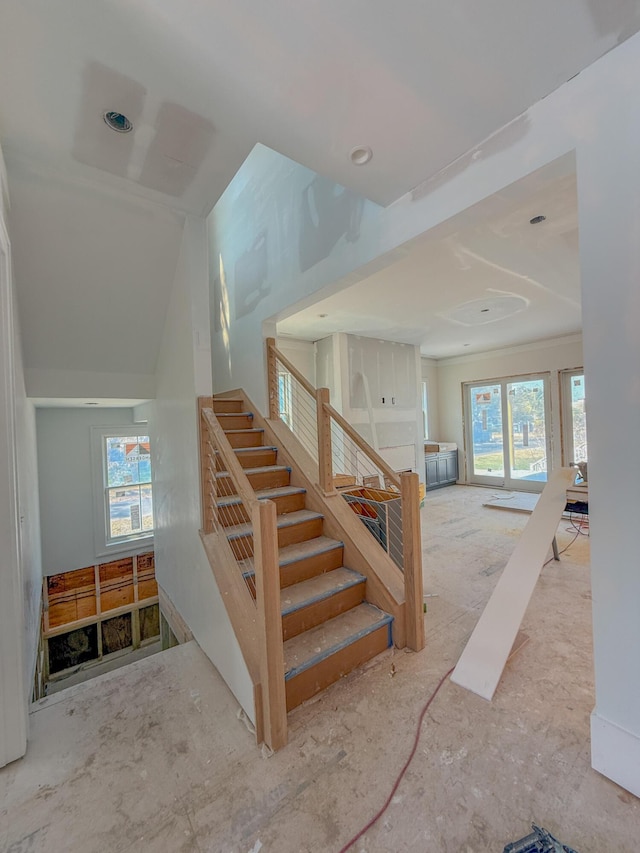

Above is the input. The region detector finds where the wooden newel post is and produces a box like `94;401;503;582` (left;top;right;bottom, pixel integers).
401;471;425;652
266;337;280;421
316;387;334;494
253;499;288;750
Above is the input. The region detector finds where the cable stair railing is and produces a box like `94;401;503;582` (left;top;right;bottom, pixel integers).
266;337;425;653
199;399;287;751
197;346;425;752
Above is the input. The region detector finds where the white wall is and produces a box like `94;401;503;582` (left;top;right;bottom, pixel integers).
14;337;42;704
0;143;42;767
151;216;254;721
342;334;422;476
436;334;583;481
36;407;138;576
208;33;640;793
276;337;316;385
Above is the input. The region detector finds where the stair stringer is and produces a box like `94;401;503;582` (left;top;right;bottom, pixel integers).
239;393;408;649
198;527;265;742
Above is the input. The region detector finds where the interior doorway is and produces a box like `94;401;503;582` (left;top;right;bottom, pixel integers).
465;373;551;492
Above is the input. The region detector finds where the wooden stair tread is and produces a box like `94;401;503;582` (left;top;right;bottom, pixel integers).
215;411;253;418
280;567;365;616
222;428;263;435
283;602;393;679
217;485;305;509
225;509;323;540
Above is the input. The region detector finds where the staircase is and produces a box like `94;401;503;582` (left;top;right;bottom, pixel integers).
212;397;394;712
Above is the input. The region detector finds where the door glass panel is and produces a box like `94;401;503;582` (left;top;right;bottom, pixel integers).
470;384;504;478
506;379;547;483
570;374;587;462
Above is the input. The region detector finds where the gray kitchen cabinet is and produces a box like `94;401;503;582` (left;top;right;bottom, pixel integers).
425;450;459;490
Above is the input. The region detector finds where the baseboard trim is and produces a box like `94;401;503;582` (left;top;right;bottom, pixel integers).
591;710;640;797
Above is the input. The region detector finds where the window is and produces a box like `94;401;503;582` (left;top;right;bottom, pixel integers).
560;370;587;465
278;371;293;428
421;380;429;439
92;428;154;554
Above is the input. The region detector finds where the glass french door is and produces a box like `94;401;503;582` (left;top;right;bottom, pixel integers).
561;370;587;465
466;374;551;492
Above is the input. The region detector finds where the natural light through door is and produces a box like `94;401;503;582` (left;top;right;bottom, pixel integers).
466;374;551;491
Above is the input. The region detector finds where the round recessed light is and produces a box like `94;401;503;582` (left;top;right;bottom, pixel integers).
103;111;134;133
529;214;546;225
349;145;373;166
85;402;99;406
318;313;329;318
463;343;470;347
480;308;490;313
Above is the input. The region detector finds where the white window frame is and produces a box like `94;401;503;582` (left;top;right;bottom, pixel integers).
560;368;587;465
91;426;154;557
421;380;430;439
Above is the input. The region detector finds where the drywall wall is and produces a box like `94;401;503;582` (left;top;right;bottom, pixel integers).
151;216;254;721
276;337;316;385
208;32;640;793
0;146;42;767
208;144;382;410
343;334;422;475
13;335;42;704
437;334;583;480
315;335;338;404
36;407;139;575
577;77;640;796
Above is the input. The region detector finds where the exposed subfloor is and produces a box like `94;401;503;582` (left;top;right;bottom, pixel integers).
1;485;637;852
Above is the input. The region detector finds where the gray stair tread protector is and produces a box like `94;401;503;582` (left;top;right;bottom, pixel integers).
280;567;365;616
215;411;253;417
223;428;264;434
217;485;305;508
283;602;392;679
216;464;290;478
232;445;277;453
278;535;343;566
238;535;344;575
225;508;323;540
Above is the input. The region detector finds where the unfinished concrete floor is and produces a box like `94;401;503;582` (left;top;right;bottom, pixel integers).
1;485;637;852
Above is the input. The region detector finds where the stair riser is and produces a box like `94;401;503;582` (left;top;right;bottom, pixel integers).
285;623;392;711
216;414;253;430
280;547;344;588
212;399;244;414
216;449;277;471
282;583;365;642
225;430;265;448
216;468;290;493
218;491;306;527
246;469;290;490
218;503;251;528
279;518;324;549
228;517;324;560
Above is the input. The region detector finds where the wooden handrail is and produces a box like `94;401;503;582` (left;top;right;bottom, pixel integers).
323;401;401;490
202;408;260;513
266;337;317;400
